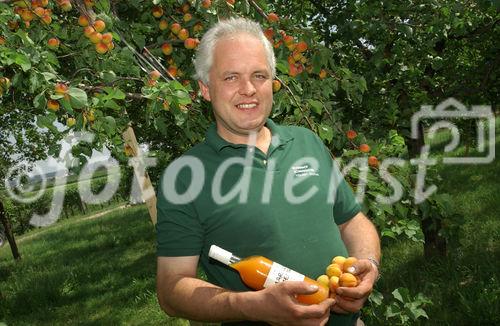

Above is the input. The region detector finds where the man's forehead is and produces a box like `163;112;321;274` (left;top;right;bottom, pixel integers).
212;36;267;63
214;32;261;49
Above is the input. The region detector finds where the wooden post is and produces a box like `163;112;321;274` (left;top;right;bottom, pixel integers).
122;126;157;225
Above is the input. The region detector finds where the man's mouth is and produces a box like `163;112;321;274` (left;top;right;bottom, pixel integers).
236;103;258;109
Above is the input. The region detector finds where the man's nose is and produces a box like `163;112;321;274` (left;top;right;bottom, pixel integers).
238;78;256;96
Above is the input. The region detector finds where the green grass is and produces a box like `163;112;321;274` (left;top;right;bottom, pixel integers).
0;205;188;326
371;118;500;325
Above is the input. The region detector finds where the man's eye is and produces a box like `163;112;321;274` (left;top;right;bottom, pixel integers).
224;76;236;81
255;74;268;79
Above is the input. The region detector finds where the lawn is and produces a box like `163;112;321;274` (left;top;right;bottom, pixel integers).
0;205;186;326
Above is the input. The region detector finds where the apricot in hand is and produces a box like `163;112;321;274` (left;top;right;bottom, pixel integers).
339;272;358;287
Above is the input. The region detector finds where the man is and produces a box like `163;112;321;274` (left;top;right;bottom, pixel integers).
156;17;380;326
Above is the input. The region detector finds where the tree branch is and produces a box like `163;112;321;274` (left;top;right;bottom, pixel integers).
276;77;315;131
78;84;145;100
248;0;268;20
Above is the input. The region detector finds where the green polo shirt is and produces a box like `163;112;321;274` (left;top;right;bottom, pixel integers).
157;119;361;326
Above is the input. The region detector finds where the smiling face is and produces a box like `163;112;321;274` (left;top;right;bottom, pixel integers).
199;33;273;144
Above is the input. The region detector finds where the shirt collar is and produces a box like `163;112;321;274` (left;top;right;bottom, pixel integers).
205;118;294;152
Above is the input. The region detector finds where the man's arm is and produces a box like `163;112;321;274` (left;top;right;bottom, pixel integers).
333;212;381;314
156;256;247;321
338;212;381;263
157;256;335;325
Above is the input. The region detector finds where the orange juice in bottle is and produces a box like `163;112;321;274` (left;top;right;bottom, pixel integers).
208;245;329;305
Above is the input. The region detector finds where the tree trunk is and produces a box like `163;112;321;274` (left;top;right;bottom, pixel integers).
408;120;425;159
78;198;86;214
0;199;21;260
408;120;448;257
421;217;447;257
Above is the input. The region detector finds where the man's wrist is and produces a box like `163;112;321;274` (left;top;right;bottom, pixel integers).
229;291;258;321
366;257;381;281
367;257;380;270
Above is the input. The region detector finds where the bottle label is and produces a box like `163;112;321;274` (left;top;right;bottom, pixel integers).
263;262;305;288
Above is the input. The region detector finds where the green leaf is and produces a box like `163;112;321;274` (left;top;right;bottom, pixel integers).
403;25;413;37
15;30;34;45
111;32;121;42
14;53;31;71
170;80;186;90
368;290;384;306
392;288;409;303
312;54;323;74
343;149;360;156
172;106;187;126
48;143;61;157
276;60;289;74
272;93;284;117
36;114;58;133
174;90;192;105
385;304;401;318
380;203;394;215
102;87;125;100
29;73;40;93
392;288;404;303
318;124;333;143
358;77;367;92
44;51;60;68
100;71;117;83
321;81;336;98
149;99;162;113
36;115;48;129
308;99;323;115
103;100;121;110
33;92;46;109
242;0;250;14
381;229;397;239
41;72;58;82
95;0;111;13
60;95;74;115
410;308;429;320
154;116;168;135
103;116;116;136
395;203;408;218
68;87;88;109
132;33;146;49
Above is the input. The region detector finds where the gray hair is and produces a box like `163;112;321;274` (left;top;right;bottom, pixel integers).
194;17;276;84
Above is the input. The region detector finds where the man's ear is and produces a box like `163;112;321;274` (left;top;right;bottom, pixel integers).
198;80;211;102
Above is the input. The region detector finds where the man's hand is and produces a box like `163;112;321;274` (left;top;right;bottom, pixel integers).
331;259;378;314
335;212;381;314
243;281;335;326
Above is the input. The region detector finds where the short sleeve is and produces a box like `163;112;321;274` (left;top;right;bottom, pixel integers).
156;166;204;257
308;131;361;225
330;159;361;224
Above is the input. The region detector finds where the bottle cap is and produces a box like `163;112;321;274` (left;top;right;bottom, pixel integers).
208;245;233;265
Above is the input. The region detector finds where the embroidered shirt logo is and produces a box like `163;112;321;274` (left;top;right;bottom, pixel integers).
291;164;319;177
